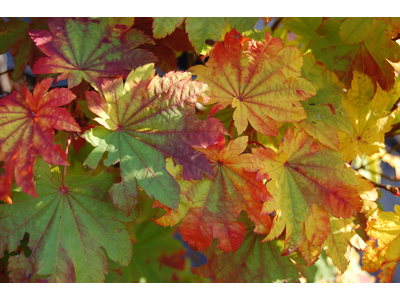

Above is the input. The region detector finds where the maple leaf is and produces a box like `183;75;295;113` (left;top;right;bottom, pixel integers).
133;17;193;72
152;17;185;39
0;158;134;283
82;64;225;216
252;129;362;254
190;30;316;136
282;17;322;47
0;18;48;81
298;53;353;150
338;71;394;162
154;136;272;253
362;205;400;283
192;219;301;282
106;220;204;283
30;17;157;90
310;18;400;91
323;217;366;274
0;78;80;202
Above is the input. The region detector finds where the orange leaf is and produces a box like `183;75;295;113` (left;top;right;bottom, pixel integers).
0;78;80;201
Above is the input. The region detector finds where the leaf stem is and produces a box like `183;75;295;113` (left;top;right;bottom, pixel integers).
62;133;74;188
248;140;266;149
229;119;234;137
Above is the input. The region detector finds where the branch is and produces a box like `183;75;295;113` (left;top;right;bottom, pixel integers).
357;167;400;181
361;174;400;197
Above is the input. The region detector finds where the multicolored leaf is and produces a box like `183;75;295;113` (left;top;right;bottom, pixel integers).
192;219;300;282
30;17;157;90
0;78;80;202
0;18;48;81
82;64;225;216
298;53;353;150
310;18;400;91
252;129;362;254
338;71;394;162
0;158;133;283
362;205;400;282
154;136;272;253
190;30;316;136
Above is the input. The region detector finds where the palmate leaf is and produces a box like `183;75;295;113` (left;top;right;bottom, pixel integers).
154;136;272;253
192;218;300;283
82;64;225;216
152;17;185;39
0;78;80;203
190;30;316;136
338;72;394;162
30;17;157;90
298;53;353;150
0;18;48;81
310;18;400;91
252;129;362;254
0;158;134;283
106;220;205;283
362;205;400;283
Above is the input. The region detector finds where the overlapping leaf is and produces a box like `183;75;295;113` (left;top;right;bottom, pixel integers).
190;30;316;136
82;64;225;216
106;220;205;283
0;18;48;81
298;53;353;150
362;205;400;282
0;158;134;283
0;78;80;202
338;72;394;162
310;18;400;91
30;17;157;90
192;219;300;282
252;129;362;254
154;136;272;253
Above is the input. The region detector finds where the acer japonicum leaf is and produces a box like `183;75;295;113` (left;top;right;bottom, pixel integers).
298;53;353;150
30;17;157;90
0;78;80;203
106;221;202;283
133;17;193;72
253;129;362;254
190;30;316;136
192;219;300;283
82;64;225;216
362;205;400;283
154;136;272;253
310;18;400;91
282;17;322;47
0;18;48;81
0;158;134;283
323;217;366;274
338;72;394;162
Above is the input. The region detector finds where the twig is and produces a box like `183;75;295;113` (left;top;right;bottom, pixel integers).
248;140;266;149
357;167;400;181
361;174;400;197
271;17;283;31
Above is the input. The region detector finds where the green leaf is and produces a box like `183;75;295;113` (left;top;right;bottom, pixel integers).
152;17;185;38
339;17;375;45
282;17;322;46
0;158;134;283
82;64;225;215
192;218;300;282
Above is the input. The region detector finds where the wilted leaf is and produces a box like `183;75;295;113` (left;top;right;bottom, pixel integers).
0;78;80;202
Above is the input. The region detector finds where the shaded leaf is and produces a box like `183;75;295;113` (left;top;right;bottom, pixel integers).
82;64;225;216
0;78;80;202
0;158;133;283
190;30;315;136
154;136;272;253
30;17;157;90
192;219;300;282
